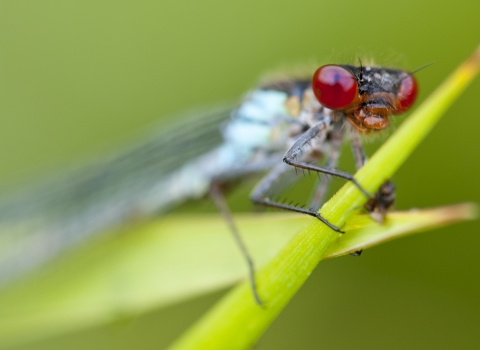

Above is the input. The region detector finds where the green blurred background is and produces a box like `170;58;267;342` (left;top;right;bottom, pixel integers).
0;0;479;349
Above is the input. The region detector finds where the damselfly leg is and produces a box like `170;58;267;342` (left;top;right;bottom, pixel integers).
252;115;371;234
283;119;371;199
350;131;396;224
251;161;344;233
349;132;397;256
308;127;344;212
209;182;263;306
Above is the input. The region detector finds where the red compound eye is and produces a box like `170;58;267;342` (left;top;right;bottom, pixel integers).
312;65;358;110
394;74;418;113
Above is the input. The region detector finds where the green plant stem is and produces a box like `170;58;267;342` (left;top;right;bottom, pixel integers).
168;46;480;350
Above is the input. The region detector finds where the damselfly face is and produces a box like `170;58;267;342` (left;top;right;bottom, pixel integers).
312;64;418;133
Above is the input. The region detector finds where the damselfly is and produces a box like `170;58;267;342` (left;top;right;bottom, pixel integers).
0;62;418;305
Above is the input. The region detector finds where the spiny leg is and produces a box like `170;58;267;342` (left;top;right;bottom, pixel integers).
207;153;292;306
309;127;344;212
350;129;367;171
349;132;396;256
251;158;344;233
283;121;371;199
349;132;368;256
350;131;396;222
209;182;263;306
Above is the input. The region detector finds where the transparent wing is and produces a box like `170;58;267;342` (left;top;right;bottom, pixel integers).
0;103;234;285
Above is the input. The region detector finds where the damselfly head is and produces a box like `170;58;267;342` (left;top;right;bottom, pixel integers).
312;64;418;133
